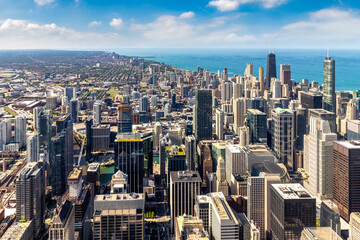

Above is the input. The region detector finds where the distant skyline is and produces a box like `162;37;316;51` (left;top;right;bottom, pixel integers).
0;0;360;49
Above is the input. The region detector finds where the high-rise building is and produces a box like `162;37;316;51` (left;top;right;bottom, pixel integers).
215;109;224;140
117;102;133;134
233;98;246;133
216;156;229;196
139;96;149;113
185;135;196;171
170;171;201;231
46;96;57;110
194;90;212;141
333;141;360;222
49;200;75;240
346;99;357;120
221;81;233;102
303;113;337;199
320;200;341;235
225;144;244;190
259;66;265;95
222;68;228;80
93;193;145;240
49;115;74;196
15;116;26;148
26;133;40;163
280;64;291;86
266;53;277;90
247;109;267;144
65;87;76;100
175;214;209;240
93;101;101;125
16;162;45;238
301;227;342;240
208;192;240;239
295;106;307;150
271;108;294;170
69;99;79;122
0;119;12;151
114;133;144;193
350;212;360;240
270;184;316;240
244;62;253;76
273;78;282;98
299;91;323;110
195;195;210;233
323;56;336;113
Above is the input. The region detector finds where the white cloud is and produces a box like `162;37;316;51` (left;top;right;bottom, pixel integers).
0;18;122;49
88;21;102;27
34;0;55;6
109;18;123;30
179;11;195;19
208;0;288;12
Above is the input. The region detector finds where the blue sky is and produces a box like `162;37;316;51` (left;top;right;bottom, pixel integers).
0;0;359;49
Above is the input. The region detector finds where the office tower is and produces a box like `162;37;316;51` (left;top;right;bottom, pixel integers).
323;56;336;112
91;91;97;100
114;133;144;193
216;156;229;196
0;119;12;151
65;87;76;100
259;66;265;95
15;116;26;148
93;101;101;125
139;96;149;113
295;106;307;150
2;221;34;239
185;135;196;171
68;168;83;202
117;102;133;133
195;195;210;233
238;213;261;240
26;133;39;163
194;90;212;141
38;109;52;147
175;215;209;240
244;62;253;76
247;97;267;113
150;95;157;107
93;193;145;240
221;81;233;102
270;184;316;240
347;120;360;140
266;52;277;90
69;99;79;122
333;141;360;222
271;108;294;170
46;96;57;110
239;126;249;147
301;227;342;240
233;83;242;100
49;200;74;240
303;114;337;199
16;162;45;238
280;64;291;86
233;98;246;133
49;115;74;196
62;95;69;106
197;141;213;182
85;118;93;161
33;107;41;131
299;92;323;109
272;78;282;98
320;200;341;235
87;162;100;215
222;68;228;80
247;109;267;144
111;170;128;193
350;212;360;240
90;124;110;150
170;171;201;231
208;192;240;239
164;103;172;116
308;109;336;132
225;144;245;190
346;99;357;120
215;109;224;140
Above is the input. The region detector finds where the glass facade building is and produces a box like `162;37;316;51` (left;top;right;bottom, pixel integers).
323;57;335;113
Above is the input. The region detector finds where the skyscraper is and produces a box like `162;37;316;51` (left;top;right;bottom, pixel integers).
65;87;76;100
16;161;45;238
323;56;336;113
266;52;277;90
93;100;101;125
194;90;212;141
280;64;291;86
69;99;79;122
0;119;12;151
259;66;264;95
247;109;267;144
117;102;133;133
215;109;224;140
333;141;360;222
139;96;149;113
216;156;229;196
271;108;294;171
185;135;196;171
221;81;233;102
170;171;201;231
15;115;26;148
27;133;40;163
114;133;144;193
270;183;316;240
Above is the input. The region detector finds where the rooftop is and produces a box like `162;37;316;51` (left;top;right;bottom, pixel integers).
272;183;315;200
302;227;342;240
68;168;82;181
335;140;360;149
248;109;265;115
171;171;202;183
274;107;292;114
95;193;143;202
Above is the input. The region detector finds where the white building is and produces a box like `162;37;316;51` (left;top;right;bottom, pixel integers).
15;115;26;148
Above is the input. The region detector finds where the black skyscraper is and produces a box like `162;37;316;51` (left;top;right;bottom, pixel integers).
266;52;277;89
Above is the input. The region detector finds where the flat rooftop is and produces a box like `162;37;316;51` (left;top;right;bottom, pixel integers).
272;183;315;200
95;193;144;202
302;227;342;240
335;140;360;149
247;109;265;115
171;171;202;183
